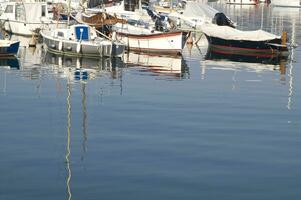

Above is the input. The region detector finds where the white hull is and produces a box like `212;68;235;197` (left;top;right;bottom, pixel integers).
41;25;125;57
0;1;67;36
226;0;258;4
270;0;301;7
2;20;66;36
114;25;186;55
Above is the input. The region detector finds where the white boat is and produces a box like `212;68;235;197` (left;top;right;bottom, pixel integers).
89;0;153;24
270;0;301;7
0;1;66;36
168;1;235;29
226;0;258;5
113;23;187;55
41;24;126;57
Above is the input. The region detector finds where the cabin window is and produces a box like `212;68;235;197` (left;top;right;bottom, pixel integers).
5;5;14;13
124;0;139;12
41;5;46;17
57;32;64;37
15;4;26;21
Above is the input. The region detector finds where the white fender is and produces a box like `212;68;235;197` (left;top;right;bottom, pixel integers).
112;31;117;41
76;43;81;54
58;41;63;51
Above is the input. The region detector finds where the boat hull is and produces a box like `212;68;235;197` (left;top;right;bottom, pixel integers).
0;41;20;57
1;20;67;36
41;32;125;58
116;31;187;55
204;34;288;58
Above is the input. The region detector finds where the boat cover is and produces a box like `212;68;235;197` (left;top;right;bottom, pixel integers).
202;24;281;41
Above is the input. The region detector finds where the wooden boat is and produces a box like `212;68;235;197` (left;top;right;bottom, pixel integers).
0;40;20;56
75;11;127;28
40;24;126;57
202;24;288;58
113;23;188;55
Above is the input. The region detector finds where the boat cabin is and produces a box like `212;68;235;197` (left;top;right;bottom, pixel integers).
51;25;97;41
0;1;50;23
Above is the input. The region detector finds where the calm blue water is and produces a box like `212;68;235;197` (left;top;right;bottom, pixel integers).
1;4;301;200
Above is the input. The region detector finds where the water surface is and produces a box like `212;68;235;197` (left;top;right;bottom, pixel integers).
0;3;301;200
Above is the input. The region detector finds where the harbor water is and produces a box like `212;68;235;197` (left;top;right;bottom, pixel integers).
1;3;301;200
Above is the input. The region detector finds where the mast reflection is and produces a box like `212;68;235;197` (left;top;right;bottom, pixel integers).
66;82;72;200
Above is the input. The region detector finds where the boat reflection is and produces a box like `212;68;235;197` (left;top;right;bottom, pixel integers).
0;45;43;80
0;57;20;69
203;49;287;75
10;34;38;47
44;52;125;81
123;52;189;80
205;49;288;66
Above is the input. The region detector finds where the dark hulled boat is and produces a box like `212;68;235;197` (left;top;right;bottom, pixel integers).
202;24;288;58
0;40;20;57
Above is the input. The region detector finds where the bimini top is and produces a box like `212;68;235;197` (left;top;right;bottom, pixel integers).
201;24;281;41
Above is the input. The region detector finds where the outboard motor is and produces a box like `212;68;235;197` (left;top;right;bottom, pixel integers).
155;15;169;32
155;18;164;31
212;13;235;28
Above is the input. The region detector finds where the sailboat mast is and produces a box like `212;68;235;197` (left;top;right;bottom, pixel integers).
68;0;71;26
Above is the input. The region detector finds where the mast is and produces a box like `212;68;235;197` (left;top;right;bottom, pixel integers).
68;0;71;26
